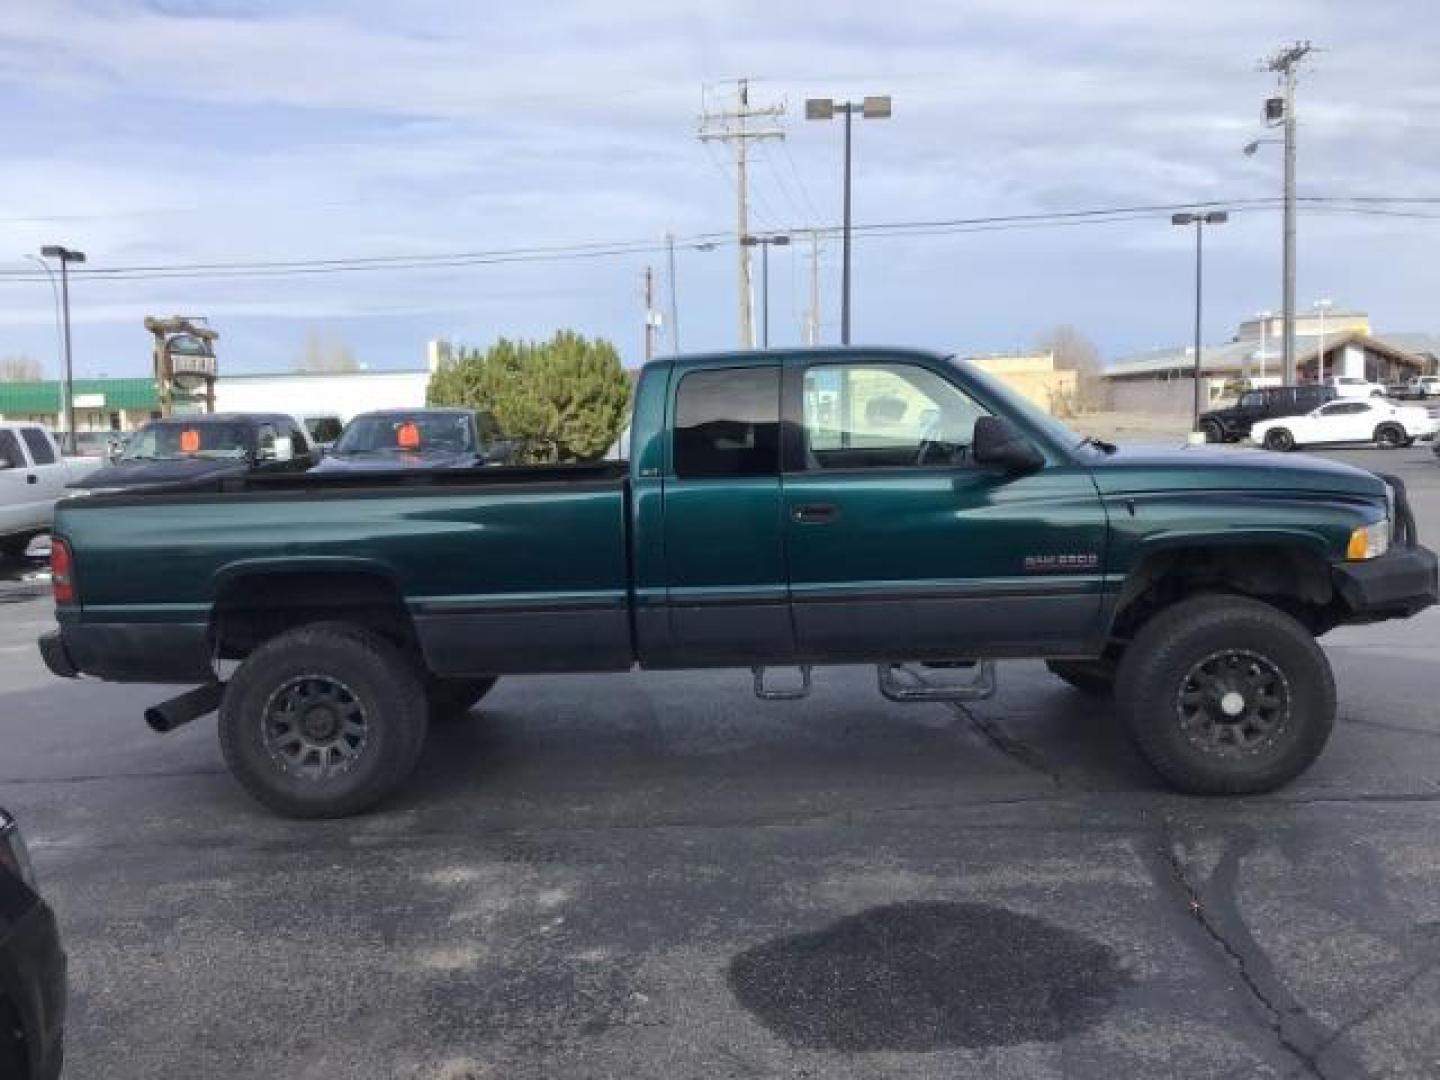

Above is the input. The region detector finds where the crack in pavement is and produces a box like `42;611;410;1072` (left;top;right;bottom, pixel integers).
950;702;1066;788
1140;821;1371;1080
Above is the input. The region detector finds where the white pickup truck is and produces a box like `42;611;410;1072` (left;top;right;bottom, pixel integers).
0;424;97;557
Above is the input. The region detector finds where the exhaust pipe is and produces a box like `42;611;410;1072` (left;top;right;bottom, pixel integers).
145;682;226;734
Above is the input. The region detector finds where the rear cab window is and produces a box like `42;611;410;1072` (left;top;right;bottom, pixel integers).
672;367;780;478
20;428;55;465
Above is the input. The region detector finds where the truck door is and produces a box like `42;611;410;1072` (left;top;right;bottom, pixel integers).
659;363;794;665
780;356;1108;661
19;428;67;506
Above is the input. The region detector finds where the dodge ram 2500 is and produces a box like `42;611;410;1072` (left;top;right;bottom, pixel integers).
39;347;1438;817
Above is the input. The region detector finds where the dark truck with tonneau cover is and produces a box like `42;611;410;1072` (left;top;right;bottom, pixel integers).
39;347;1439;817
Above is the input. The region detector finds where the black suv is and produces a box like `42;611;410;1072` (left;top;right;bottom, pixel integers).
1199;384;1338;443
1;809;65;1080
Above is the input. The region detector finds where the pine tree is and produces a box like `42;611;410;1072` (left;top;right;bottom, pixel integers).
427;331;630;463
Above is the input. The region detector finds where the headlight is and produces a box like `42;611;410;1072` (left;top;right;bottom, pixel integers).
1347;520;1392;561
0;808;38;890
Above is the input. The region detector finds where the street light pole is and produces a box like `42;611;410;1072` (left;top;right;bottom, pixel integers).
39;245;85;451
806;94;891;346
1172;212;1228;429
740;234;791;349
24;254;64;399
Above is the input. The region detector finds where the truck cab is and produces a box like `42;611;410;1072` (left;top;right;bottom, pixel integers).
0;424;87;558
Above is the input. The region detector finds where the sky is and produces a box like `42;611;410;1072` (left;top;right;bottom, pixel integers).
1;0;1438;378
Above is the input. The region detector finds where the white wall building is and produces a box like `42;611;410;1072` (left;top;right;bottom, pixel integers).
214;368;430;422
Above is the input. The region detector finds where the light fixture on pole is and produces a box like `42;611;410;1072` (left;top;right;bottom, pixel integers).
1313;298;1333;382
39;245;85;451
740;234;791;348
1171;212;1228;429
805;94;891;346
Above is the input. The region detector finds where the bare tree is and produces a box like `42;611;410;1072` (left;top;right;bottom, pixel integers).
1035;325;1104;411
0;355;43;382
295;331;360;374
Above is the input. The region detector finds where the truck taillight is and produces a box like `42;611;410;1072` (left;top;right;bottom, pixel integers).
51;538;76;605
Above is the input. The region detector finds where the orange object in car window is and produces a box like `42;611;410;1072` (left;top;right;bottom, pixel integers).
179;428;202;454
396;421;421;449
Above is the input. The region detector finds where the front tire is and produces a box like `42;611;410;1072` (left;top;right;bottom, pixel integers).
1115;595;1335;794
1200;420;1224;444
1375;423;1406;449
219;623;429;818
1263;428;1295;452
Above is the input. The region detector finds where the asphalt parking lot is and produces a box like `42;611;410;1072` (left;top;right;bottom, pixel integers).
2;444;1439;1079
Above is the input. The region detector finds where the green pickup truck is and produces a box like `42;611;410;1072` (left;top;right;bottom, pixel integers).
39;347;1438;817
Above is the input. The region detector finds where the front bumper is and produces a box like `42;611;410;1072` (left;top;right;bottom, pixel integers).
1332;544;1439;622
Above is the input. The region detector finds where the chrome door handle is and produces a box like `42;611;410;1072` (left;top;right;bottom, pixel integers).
791;503;837;524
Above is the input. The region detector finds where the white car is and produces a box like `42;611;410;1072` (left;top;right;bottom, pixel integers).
1251;398;1437;452
1326;375;1387;399
0;423;98;557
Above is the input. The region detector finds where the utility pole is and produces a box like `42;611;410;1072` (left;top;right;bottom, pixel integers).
806;230;822;345
664;232;680;354
642;266;657;363
1264;41;1313;385
698;79;784;349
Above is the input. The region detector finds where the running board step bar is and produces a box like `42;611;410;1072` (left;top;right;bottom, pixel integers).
878;661;997;703
752;665;813;700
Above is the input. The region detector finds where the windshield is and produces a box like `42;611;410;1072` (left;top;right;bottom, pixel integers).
948;357;1084;452
120;421;253;461
333;412;476;456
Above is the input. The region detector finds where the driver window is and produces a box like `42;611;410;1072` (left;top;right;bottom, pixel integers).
801;362;989;470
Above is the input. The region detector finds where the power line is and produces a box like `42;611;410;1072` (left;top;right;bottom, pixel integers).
1;195;1436;286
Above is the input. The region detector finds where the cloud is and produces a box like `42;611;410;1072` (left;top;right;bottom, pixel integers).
0;0;1437;373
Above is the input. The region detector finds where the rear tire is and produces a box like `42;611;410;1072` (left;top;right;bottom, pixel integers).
1045;658;1116;696
219;622;429;818
1263;428;1295;452
1200;420;1224;444
426;676;498;722
1115;595;1334;794
1375;423;1406;449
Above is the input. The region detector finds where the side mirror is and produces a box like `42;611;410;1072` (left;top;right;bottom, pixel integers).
973;416;1044;475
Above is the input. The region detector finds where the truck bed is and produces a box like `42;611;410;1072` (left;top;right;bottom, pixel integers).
56;460;636;681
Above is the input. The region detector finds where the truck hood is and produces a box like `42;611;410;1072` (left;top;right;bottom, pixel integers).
1086;443;1386;499
68;458;250;492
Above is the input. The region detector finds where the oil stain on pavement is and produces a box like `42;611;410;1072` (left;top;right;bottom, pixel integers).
728;901;1132;1051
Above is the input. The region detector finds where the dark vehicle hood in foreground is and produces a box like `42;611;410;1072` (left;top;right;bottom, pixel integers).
1087;443;1386;499
69;458;250;492
309;451;480;473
